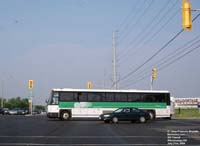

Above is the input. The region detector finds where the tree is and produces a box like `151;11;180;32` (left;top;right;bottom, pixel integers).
4;97;29;109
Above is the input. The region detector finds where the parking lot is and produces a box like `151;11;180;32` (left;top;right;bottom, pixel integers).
0;115;199;146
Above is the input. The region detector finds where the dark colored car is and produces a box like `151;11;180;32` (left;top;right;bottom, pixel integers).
99;107;151;123
2;108;9;115
0;108;9;115
0;108;3;114
9;108;27;115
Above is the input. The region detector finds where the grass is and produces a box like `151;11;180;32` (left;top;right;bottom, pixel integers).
174;108;200;118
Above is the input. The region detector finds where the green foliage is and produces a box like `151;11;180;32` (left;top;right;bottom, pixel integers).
174;108;200;118
3;97;29;109
34;105;46;111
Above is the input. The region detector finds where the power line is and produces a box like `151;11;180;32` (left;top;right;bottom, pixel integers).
119;12;200;85
118;1;179;63
157;38;200;69
117;0;146;39
122;36;200;88
158;43;200;71
140;9;179;48
116;1;139;32
119;28;184;84
119;0;154;43
123;43;200;88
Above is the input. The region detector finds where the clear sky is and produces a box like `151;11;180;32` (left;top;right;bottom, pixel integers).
0;0;200;105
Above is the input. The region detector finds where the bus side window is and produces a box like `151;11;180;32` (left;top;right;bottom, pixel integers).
106;93;114;101
73;92;79;102
101;93;107;102
88;92;102;102
79;92;88;102
115;93;127;102
128;93;140;102
60;92;73;101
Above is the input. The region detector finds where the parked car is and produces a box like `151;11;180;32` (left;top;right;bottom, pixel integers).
9;108;27;115
9;108;19;115
0;108;3;114
20;108;29;115
2;108;9;115
0;108;9;115
99;107;151;123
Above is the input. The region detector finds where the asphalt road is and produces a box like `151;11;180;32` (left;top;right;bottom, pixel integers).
0;115;199;146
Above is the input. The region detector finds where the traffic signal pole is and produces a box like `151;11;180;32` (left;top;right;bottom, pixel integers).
150;76;153;90
28;80;34;115
28;90;33;115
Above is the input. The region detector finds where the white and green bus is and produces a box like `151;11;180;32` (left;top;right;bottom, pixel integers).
47;88;172;120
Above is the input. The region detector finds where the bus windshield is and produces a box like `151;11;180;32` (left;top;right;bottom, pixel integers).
49;91;59;105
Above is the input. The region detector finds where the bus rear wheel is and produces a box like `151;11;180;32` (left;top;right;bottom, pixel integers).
60;111;70;121
148;111;155;120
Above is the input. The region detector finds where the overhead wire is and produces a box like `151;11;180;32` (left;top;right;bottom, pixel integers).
118;0;174;59
117;0;146;40
118;0;179;63
129;42;200;88
119;0;154;43
158;43;200;71
122;35;200;88
118;12;200;86
116;1;140;34
119;28;184;84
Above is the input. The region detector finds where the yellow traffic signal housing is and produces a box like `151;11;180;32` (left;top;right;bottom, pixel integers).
87;82;92;89
182;0;192;30
29;80;34;89
152;68;157;80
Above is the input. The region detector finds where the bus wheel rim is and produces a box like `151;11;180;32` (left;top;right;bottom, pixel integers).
63;113;69;119
149;112;154;119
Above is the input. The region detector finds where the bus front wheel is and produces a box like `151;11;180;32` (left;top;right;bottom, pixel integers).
60;111;70;121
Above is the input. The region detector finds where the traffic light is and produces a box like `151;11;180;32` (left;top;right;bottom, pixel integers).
182;0;192;30
87;82;92;89
152;68;157;80
29;80;34;89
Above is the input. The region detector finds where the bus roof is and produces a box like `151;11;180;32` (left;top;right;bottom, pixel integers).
52;88;170;93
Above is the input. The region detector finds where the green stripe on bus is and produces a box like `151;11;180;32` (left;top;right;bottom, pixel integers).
59;102;166;108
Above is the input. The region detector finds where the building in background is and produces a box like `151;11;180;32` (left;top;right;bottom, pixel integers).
174;97;200;108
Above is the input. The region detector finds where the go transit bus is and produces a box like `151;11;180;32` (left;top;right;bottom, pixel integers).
47;88;171;120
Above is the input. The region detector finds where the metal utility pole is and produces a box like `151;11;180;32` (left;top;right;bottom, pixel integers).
112;31;118;89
